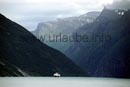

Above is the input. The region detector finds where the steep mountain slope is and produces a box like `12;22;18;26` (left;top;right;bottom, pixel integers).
0;58;26;76
66;9;130;78
0;14;87;76
32;12;100;53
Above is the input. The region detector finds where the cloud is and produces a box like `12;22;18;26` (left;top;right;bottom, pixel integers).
0;0;115;31
106;0;130;10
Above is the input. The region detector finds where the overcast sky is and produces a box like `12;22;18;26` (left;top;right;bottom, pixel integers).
0;0;129;31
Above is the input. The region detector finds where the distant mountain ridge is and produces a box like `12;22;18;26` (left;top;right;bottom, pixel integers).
32;11;100;53
0;14;87;76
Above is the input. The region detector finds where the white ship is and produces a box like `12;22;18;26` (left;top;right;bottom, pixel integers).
53;72;61;77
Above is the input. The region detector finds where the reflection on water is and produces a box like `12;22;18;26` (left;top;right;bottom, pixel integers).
0;77;130;87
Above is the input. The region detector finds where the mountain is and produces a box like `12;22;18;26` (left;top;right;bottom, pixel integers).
0;14;87;76
0;58;27;76
32;12;100;53
66;8;130;78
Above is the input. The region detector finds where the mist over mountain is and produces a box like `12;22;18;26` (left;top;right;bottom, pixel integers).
0;14;87;76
